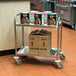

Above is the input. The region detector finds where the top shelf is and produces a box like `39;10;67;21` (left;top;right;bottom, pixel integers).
15;23;58;28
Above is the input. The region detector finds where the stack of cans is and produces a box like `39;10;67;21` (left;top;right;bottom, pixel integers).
20;11;58;27
29;11;42;25
42;11;57;26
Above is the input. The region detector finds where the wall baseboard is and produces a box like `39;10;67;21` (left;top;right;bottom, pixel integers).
0;49;21;56
0;49;15;56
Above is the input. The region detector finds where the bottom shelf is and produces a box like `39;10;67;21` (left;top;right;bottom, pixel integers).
14;46;64;69
17;46;60;57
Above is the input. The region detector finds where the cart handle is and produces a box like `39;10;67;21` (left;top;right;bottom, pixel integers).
14;12;22;25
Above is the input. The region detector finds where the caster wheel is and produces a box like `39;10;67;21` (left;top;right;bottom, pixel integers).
56;62;63;69
15;59;22;65
60;54;65;60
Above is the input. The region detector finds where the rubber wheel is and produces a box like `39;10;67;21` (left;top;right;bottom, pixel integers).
60;54;65;60
56;62;63;69
15;59;22;65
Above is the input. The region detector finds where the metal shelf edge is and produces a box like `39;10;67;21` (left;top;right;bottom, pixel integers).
15;24;58;28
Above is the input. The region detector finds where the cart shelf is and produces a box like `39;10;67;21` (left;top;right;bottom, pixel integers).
17;47;56;56
16;23;58;28
16;47;57;61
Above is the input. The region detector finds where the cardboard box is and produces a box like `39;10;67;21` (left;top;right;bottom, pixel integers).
29;29;52;55
43;11;58;26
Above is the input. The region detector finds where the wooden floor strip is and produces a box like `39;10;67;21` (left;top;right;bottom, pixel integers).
0;56;20;76
7;55;32;76
0;61;9;76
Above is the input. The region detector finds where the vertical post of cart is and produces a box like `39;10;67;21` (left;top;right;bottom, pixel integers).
13;13;22;65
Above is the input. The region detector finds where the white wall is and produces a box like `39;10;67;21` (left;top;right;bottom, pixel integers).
0;1;30;51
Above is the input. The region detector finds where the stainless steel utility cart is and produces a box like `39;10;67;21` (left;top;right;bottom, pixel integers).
13;12;65;69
